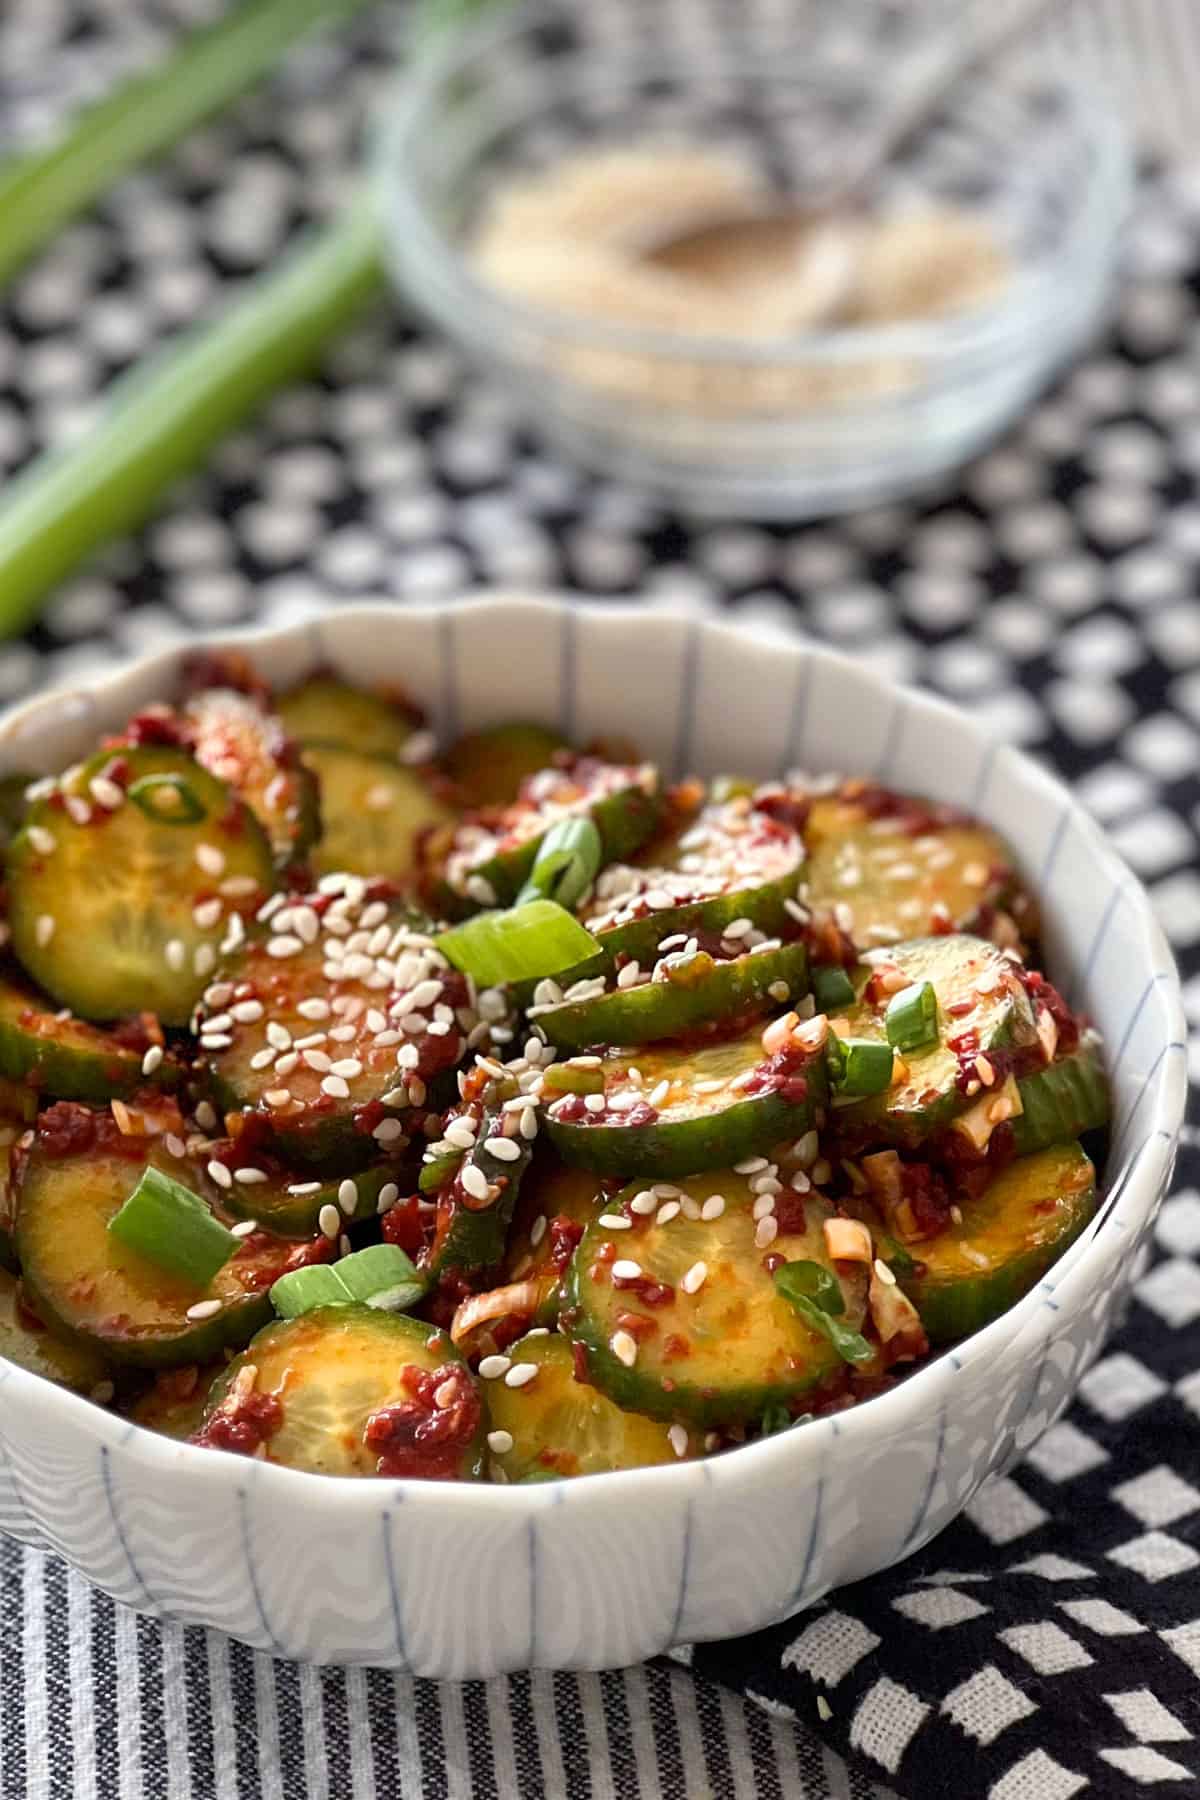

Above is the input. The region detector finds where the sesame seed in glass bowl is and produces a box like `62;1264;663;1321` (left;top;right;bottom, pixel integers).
373;0;1131;519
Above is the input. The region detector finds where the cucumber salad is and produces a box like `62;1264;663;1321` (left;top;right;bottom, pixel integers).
0;655;1110;1481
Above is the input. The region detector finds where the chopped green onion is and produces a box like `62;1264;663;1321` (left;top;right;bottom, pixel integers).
774;1262;874;1366
812;965;856;1011
828;1035;895;1097
108;1166;236;1287
540;1063;606;1098
270;1243;429;1319
516;818;603;912
128;773;206;825
885;980;939;1053
437;899;600;989
0;0;372;294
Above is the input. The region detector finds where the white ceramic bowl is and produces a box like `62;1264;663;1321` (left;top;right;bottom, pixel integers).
0;596;1183;1675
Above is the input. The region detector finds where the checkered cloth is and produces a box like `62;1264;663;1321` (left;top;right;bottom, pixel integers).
3;4;1200;1796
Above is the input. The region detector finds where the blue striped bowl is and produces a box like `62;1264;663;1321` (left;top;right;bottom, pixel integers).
0;596;1183;1674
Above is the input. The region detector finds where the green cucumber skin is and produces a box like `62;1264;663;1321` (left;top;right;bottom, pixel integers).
0;1000;178;1103
545;1060;827;1178
584;873;798;977
1011;1039;1110;1155
459;783;662;913
19;1263;273;1370
208;1064;456;1175
427;1116;532;1281
536;941;810;1054
217;1161;402;1238
901;1209;1093;1346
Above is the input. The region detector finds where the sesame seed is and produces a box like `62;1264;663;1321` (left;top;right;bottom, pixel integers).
487;1137;521;1162
529;1215;547;1248
338;1179;359;1216
755;1216;779;1248
734;1156;768;1175
616;961;643;989
220;874;258;898
195;1101;217;1130
164;1134;186;1159
27;826;56;856
610;1330;638;1368
373;1118;406;1144
321;1074;351;1100
264;1089;291;1108
89;775;125;810
465;874;497;907
193;898;222;930
206;1160;232;1190
234;1168;268;1186
193;944;216;977
287;1182;322;1196
330;1058;363;1079
630;1190;657;1215
141;1045;164;1076
185;1299;222;1322
229;1220;258;1240
680;1261;708;1295
504;1362;538;1389
656;1201;681;1226
407;1077;427;1106
328;1025;358;1045
611;1259;641;1279
195;843;226;877
478;1355;511;1379
647;1079;671;1108
249;1047;276;1070
584;1094;606;1115
65;796;91;826
700;1194;726;1221
318;1204;340;1239
752;1193;776;1221
768;980;791;1002
668;1425;689;1459
267;935;303;959
232;999;264;1024
519;1108;538;1140
461;1164;491;1202
377;1182;400;1214
597;1213;632;1229
873;1258;897;1287
297;997;331;1021
35;915;56;948
487;1430;514;1455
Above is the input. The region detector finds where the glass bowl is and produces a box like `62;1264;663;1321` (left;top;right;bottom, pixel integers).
373;0;1131;520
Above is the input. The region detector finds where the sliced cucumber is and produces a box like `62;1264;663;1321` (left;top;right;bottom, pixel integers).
0;1268;111;1395
897;1142;1096;1344
532;940;809;1054
0;774;31;852
182;687;319;870
201;1152;404;1239
442;723;568;810
124;1364;220;1440
580;792;804;971
485;1333;699;1479
303;744;456;887
0;969;178;1101
544;1018;828;1178
276;676;423;759
800;787;1027;949
564;1175;868;1426
198;900;468;1170
8;746;276;1027
200;1307;484;1478
503;1157;609;1323
426;1102;533;1283
834;935;1035;1149
434;758;660;912
1011;1031;1109;1155
16;1114;282;1367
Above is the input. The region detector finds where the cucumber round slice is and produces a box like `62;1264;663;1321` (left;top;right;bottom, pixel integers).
124;1364;221;1440
503;1158;609;1322
0;969;178;1101
1011;1031;1110;1155
564;1175;868;1426
799;787;1026;949
198;900;469;1171
276;677;423;759
532;940;809;1054
303;745;456;887
8;746;276;1027
201;1152;404;1238
16;1113;283;1367
200;1307;484;1478
442;723;568;810
434;758;661;912
0;1268;111;1395
834;935;1036;1149
898;1142;1096;1344
425;1100;533;1284
485;1333;699;1479
544;1019;828;1178
183;687;319;869
580;792;804;971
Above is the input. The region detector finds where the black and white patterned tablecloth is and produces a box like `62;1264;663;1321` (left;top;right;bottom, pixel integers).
4;4;1200;1797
